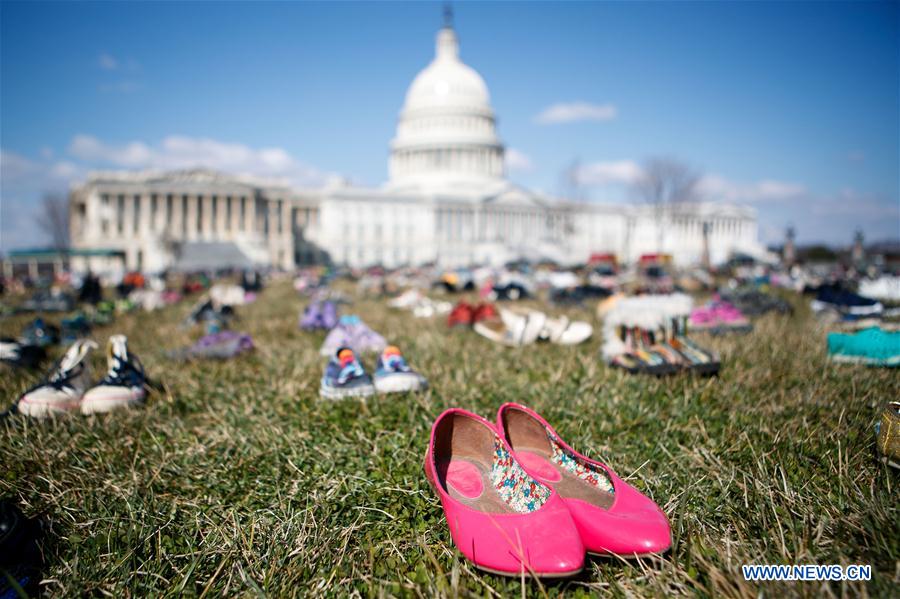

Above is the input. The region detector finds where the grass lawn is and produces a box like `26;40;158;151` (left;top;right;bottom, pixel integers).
2;281;898;597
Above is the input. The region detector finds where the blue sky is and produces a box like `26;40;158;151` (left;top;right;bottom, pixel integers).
2;0;898;250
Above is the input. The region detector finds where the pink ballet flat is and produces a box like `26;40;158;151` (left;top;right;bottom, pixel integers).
496;403;672;557
424;408;585;577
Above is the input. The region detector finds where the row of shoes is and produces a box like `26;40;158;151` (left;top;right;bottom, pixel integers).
607;318;720;376
475;307;593;347
320;346;427;399
15;335;149;418
602;294;720;375
425;403;671;577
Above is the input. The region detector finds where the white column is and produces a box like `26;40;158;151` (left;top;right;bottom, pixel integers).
204;195;214;239
186;195;198;240
217;196;228;236
141;193;152;234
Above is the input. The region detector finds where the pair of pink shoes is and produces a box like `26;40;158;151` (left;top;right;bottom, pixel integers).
690;299;752;333
424;404;672;577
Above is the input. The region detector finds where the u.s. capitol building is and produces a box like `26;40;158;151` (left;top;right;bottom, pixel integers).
69;20;760;273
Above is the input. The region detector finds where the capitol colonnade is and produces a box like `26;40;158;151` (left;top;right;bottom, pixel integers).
69;16;761;274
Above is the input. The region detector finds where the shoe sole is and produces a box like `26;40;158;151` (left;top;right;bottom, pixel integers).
16;398;80;418
81;396;146;415
319;384;375;400
374;376;428;394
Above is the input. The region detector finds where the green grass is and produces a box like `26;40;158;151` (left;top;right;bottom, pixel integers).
1;282;898;597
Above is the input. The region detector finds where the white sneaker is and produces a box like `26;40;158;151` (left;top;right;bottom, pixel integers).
17;340;98;418
81;335;148;415
541;316;593;345
474;309;547;347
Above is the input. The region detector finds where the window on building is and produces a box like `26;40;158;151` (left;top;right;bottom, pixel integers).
276;200;283;234
240;196;246;231
196;196;204;233
211;196;218;232
133;195;141;232
225;196;232;231
165;194;173;230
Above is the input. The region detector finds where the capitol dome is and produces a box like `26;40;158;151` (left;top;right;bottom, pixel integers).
389;22;505;190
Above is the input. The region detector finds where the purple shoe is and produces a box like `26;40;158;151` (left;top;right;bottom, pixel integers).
320;317;355;356
350;320;387;353
319;315;386;356
300;302;323;331
321;301;339;330
169;331;255;360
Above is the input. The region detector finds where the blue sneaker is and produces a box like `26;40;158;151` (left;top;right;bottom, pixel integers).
320;347;375;399
20;318;60;347
373;346;428;394
827;327;900;367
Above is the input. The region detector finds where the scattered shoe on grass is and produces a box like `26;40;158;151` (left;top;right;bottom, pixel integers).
497;403;672;557
827;326;900;367
81;335;148;415
539;315;593;345
0;339;46;370
0;499;43;599
19;318;60;348
373;346;428;393
319;315;386;356
474;308;546;347
423;408;585;577
320;347;375;400
169;331;255;361
16;340;98;418
876;401;900;469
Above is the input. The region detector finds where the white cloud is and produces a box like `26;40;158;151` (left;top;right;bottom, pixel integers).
575;160;642;185
67;134;331;186
0;150;41;181
812;188;900;218
1;149;86;188
699;175;806;203
573;159;806;206
535;102;617;124
98;53;119;70
505;148;533;172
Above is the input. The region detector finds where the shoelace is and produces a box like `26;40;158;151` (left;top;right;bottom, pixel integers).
22;359;84;395
382;354;411;373
337;359;365;384
100;354;146;387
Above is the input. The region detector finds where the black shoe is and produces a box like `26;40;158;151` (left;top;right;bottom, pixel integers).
0;499;43;599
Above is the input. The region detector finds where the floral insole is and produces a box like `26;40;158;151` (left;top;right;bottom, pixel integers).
491;438;552;513
548;433;615;494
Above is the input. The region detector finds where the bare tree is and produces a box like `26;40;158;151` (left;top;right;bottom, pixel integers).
36;192;70;252
632;157;701;253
